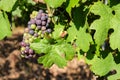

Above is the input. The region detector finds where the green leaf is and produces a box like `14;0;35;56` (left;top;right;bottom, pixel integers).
89;53;115;76
90;1;112;46
0;12;11;40
30;40;52;54
0;0;17;12
66;0;79;17
38;49;67;68
12;7;22;17
108;64;120;80
109;4;120;51
67;22;77;42
44;0;66;8
62;43;75;60
76;27;93;52
67;22;92;52
52;24;65;39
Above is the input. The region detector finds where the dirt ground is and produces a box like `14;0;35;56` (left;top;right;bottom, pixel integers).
0;27;97;80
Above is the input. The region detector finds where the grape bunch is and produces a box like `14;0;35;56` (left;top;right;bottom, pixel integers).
20;10;52;58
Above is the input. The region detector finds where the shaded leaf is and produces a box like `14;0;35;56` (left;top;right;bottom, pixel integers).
0;12;11;40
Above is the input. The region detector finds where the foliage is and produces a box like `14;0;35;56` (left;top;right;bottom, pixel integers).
1;0;120;79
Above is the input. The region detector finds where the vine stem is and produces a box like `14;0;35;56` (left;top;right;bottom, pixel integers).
46;4;55;24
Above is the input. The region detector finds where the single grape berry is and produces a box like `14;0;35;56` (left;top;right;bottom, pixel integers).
41;26;46;31
41;16;46;21
29;30;34;35
29;49;34;54
36;20;41;25
41;21;46;26
30;19;36;24
46;28;52;33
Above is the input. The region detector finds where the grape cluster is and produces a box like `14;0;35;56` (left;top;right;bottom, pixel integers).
20;10;52;58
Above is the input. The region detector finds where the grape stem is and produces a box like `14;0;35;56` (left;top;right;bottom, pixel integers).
46;4;55;24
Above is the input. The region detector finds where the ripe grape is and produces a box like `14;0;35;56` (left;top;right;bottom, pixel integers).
41;26;46;31
46;28;52;33
41;16;46;21
37;26;41;29
29;30;34;35
30;19;36;24
36;20;41;25
41;21;46;26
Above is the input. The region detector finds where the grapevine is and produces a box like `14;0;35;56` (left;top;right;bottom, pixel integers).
0;0;120;79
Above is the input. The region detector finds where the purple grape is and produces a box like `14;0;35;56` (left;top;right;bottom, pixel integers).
38;10;43;13
21;41;26;47
46;29;52;33
26;46;30;50
30;19;36;24
24;49;29;53
36;20;41;25
41;26;46;31
29;49;34;54
45;15;48;19
37;26;41;29
29;30;34;35
34;33;38;37
28;21;31;25
41;13;45;16
41;16;46;21
47;19;51;23
36;14;41;19
28;54;33;57
41;21;46;26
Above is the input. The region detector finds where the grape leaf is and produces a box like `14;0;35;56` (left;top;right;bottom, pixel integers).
0;12;11;40
76;27;93;52
38;51;67;68
67;22;92;52
67;22;77;42
108;64;120;80
58;43;75;60
90;1;112;46
30;39;52;54
66;0;79;17
52;24;65;39
0;0;17;12
89;53;115;76
31;38;74;67
109;4;120;51
44;0;66;8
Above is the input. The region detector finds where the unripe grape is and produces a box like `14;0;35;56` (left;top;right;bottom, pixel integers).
21;47;25;51
31;24;36;29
